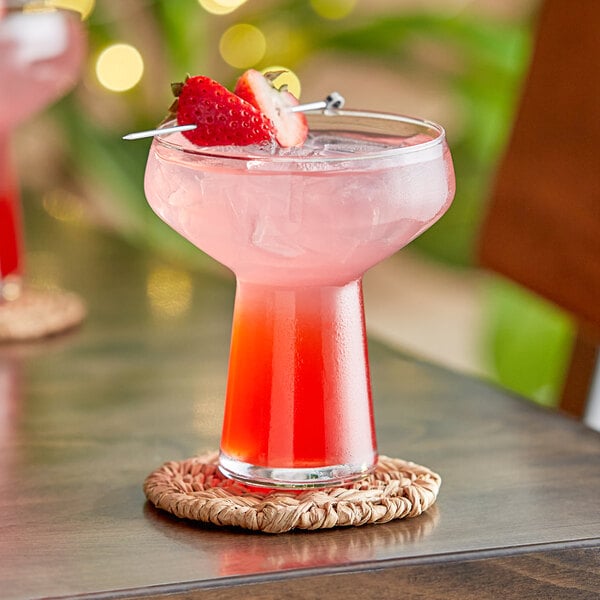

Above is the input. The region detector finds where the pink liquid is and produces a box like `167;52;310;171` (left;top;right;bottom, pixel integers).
0;8;85;299
0;9;85;130
145;121;455;486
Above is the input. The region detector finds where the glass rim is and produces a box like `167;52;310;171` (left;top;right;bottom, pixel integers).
152;109;447;164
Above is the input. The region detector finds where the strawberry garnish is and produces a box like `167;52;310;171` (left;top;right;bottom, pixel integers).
168;75;274;147
234;69;308;148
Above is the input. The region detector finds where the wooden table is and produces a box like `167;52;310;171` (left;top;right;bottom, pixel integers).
1;224;599;599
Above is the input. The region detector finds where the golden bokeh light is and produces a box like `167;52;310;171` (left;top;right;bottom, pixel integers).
42;189;85;224
95;43;144;92
219;24;266;69
310;0;357;20
47;0;96;19
147;266;193;319
198;0;247;15
261;66;301;99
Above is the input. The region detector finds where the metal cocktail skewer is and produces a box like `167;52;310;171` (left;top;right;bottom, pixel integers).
123;124;196;141
122;92;345;141
286;92;344;113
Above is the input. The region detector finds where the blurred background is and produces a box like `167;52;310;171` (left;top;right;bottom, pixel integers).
15;0;575;409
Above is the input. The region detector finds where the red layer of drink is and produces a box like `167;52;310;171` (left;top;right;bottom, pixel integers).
220;280;377;471
0;137;23;284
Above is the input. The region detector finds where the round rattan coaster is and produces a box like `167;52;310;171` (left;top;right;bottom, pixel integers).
144;452;441;534
0;288;86;342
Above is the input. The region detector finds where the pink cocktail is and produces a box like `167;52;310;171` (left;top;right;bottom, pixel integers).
144;111;455;488
0;2;86;301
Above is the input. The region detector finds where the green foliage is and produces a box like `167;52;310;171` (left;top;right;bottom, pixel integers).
483;278;574;406
150;0;209;76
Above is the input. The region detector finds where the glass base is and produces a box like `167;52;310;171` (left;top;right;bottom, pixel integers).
0;274;22;303
218;451;377;490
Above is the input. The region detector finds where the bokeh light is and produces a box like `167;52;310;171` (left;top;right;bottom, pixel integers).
261;66;302;99
42;189;85;224
47;0;96;20
95;43;144;92
310;0;357;20
219;24;266;69
198;0;247;15
146;266;193;319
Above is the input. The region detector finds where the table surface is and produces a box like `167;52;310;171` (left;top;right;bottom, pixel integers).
1;221;599;600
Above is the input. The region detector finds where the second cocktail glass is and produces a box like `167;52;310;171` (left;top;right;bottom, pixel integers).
144;110;455;488
0;2;86;301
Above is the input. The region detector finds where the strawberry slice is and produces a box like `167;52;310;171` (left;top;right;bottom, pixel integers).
169;75;274;147
234;69;308;148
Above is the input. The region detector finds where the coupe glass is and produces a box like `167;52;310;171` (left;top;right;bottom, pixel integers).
0;1;86;302
144;110;455;488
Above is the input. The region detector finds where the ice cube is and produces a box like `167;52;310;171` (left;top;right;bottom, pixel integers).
251;216;306;257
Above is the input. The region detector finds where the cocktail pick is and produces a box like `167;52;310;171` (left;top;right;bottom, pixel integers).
122;92;345;141
287;92;345;113
122;124;196;141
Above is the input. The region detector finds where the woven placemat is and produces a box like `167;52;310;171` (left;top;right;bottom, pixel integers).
144;452;441;534
0;288;86;342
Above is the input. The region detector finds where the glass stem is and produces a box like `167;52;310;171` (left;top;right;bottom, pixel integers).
0;131;24;302
220;277;377;473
